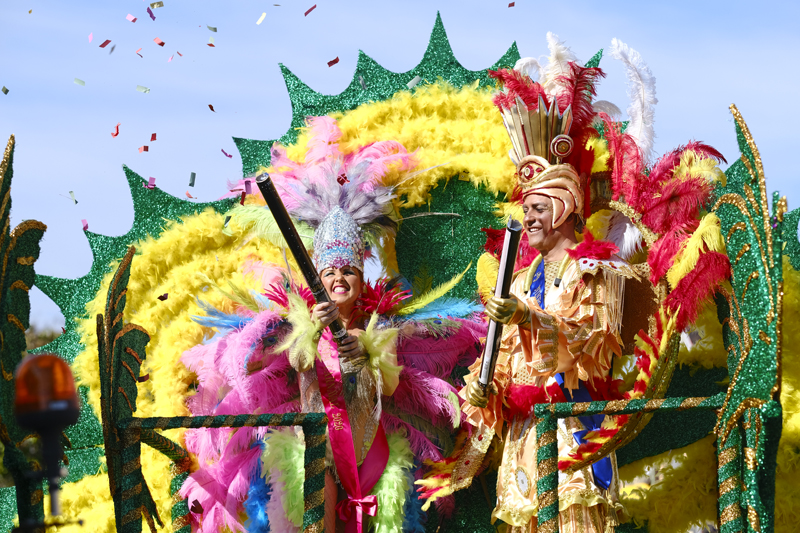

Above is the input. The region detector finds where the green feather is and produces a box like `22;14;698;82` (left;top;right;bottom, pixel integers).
398;262;472;316
225;204;314;249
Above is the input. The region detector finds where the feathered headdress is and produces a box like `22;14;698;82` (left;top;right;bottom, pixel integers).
235;116;417;272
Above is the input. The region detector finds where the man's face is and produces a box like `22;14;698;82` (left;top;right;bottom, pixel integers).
522;194;555;251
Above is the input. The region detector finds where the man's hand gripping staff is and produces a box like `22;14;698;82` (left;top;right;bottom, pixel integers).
255;173;359;401
467;218;523;408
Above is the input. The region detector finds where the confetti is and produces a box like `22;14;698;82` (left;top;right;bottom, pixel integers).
139;146;149;153
244;180;252;195
157;293;168;301
150;1;164;8
304;4;316;16
61;327;66;334
111;123;121;137
69;191;78;204
126;14;137;22
508;1;515;5
144;177;156;189
256;12;266;24
150;133;157;141
186;191;194;199
208;104;215;112
239;191;246;205
327;56;339;67
147;7;155;20
28;9;32;13
168;55;173;62
135;47;143;57
1;87;8;95
88;32;93;43
177;51;183;56
359;75;366;90
74;78;85;86
224;215;232;227
207;25;217;32
189;172;196;186
407;75;421;89
109;44;116;54
207;37;215;47
99;39;111;48
221;149;232;158
154;37;165;47
81;219;88;231
190;500;203;514
136;85;150;93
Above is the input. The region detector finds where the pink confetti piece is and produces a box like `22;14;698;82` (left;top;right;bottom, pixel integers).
99;39;111;48
304;4;316;16
221;148;232;158
150;133;157;141
177;51;183;56
154;37;165;47
88;32;93;43
111;123;121;138
240;191;246;205
61;327;66;334
327;56;339;67
81;219;88;231
139;145;149;153
168;55;173;62
147;7;155;20
144;177;156;189
126;14;137;22
208;104;215;112
244;180;252;195
186;191;194;199
157;293;168;301
135;47;143;57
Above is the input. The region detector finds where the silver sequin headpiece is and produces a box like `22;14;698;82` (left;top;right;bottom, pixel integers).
312;206;364;272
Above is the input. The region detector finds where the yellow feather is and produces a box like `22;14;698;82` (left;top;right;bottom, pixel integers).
476;252;500;302
672;150;727;186
666;213;726;289
398;262;472;315
586;137;611;173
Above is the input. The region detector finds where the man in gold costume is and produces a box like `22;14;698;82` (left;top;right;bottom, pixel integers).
457;64;635;532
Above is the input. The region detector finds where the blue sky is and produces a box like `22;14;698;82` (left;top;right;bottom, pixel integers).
2;0;798;329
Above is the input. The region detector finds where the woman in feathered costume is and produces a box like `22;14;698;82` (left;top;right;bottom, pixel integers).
178;116;486;533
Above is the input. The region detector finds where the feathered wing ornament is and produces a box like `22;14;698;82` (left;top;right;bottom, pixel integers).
609;38;658;165
541;32;580;96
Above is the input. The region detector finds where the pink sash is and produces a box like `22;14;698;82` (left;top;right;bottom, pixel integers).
316;333;390;533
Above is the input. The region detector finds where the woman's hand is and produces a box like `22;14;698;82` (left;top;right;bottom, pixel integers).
313;302;340;328
338;335;365;362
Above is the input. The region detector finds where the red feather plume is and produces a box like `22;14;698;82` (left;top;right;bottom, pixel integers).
639;175;711;235
664;251;731;331
567;228;619;261
555;62;605;132
356;278;411;316
488;68;551;111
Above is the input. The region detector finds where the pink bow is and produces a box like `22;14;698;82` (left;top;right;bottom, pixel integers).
336;494;378;532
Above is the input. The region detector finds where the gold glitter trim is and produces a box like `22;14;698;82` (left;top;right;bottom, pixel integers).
748;505;762;532
719;398;766;445
644;398;665;410
758;331;772;346
304;520;324;533
735;243;751;264
720;502;742;524
538;488;557;509
719;475;740;496
744;447;757;471
538;457;558;478
31;488;43;505
537;518;559;533
172;515;190;531
776;196;787;222
538;430;557;447
303;488;324;511
571;402;590;416
6;314;24;332
15;256;34;265
678;397;704;410
608;200;658;246
727;221;747;242
0;135;14;181
744;184;774;269
718;447;738;468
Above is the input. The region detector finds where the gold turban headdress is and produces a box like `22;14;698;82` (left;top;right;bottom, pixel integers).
489;66;595;228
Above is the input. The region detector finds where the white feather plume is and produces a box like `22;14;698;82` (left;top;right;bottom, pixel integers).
606;211;644;261
541;32;579;96
513;57;543;82
609;38;658;165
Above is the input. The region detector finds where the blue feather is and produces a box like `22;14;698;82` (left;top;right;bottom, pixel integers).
401;465;427;533
244;456;272;532
402;297;483;320
191;298;253;332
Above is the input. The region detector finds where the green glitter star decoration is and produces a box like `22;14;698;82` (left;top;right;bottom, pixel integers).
0;12;794;533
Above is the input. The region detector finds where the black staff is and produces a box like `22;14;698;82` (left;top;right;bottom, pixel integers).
478;218;523;389
255;173;358;400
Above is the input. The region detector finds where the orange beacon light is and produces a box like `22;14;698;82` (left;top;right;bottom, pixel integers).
14;354;80;517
